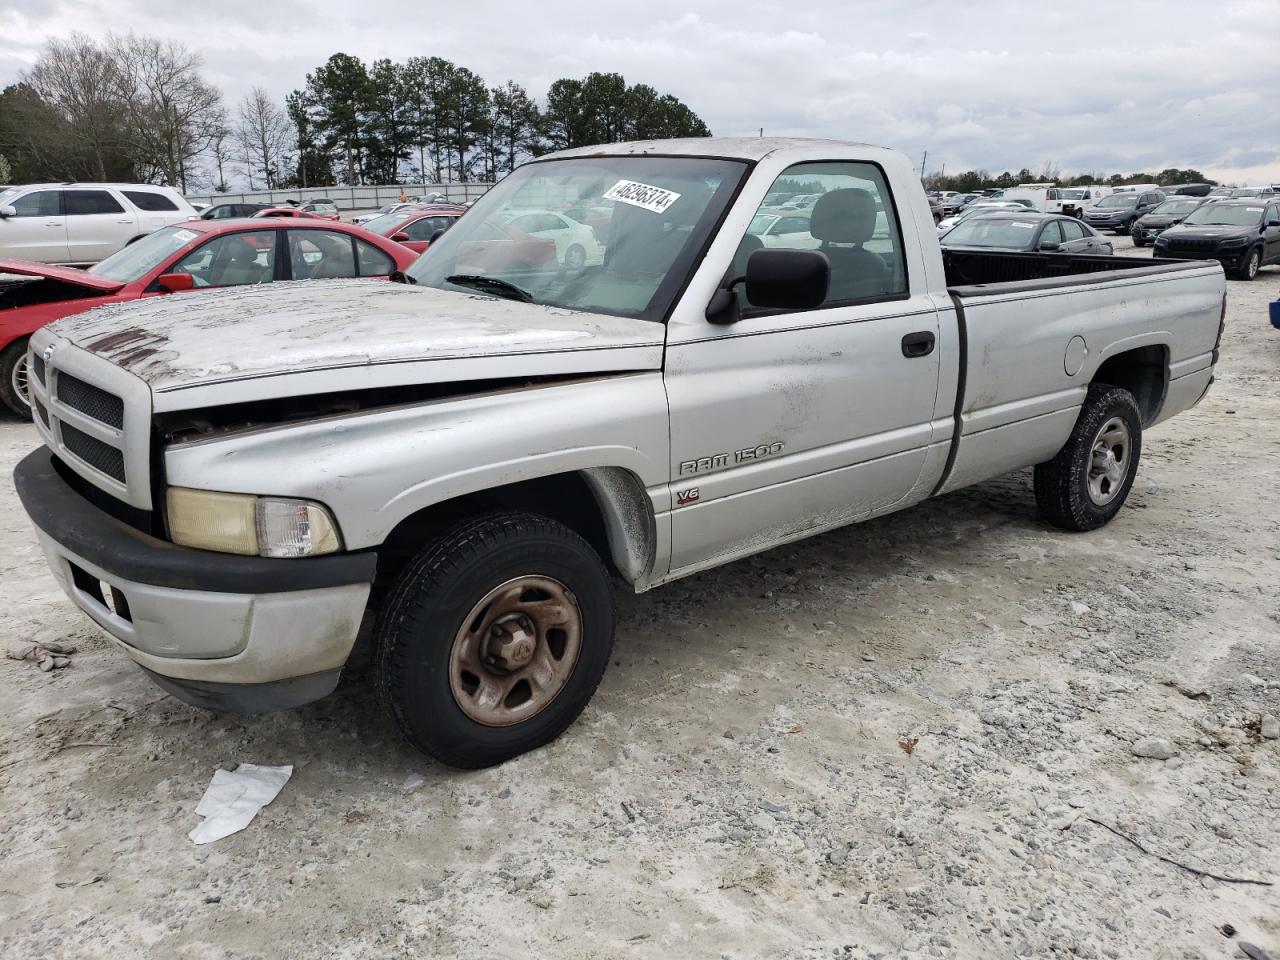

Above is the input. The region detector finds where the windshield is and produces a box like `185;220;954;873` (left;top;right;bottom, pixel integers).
1181;204;1264;227
407;155;747;321
1152;199;1201;216
363;211;417;235
1096;194;1136;208
88;225;201;281
943;217;1040;248
1229;188;1264;197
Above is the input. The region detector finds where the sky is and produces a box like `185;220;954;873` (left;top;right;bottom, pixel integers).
2;0;1278;185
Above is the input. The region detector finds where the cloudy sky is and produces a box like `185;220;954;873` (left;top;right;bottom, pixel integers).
2;0;1278;184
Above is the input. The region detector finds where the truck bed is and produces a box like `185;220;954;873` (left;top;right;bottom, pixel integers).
942;248;1207;289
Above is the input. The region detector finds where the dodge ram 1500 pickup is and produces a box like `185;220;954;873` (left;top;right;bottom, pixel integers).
14;138;1226;767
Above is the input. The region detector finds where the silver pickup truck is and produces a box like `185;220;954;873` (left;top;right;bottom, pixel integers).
15;138;1226;767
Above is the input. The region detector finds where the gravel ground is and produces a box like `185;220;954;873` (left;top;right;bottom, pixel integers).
1;241;1278;959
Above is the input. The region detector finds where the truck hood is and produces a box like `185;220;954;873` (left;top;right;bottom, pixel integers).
47;279;665;411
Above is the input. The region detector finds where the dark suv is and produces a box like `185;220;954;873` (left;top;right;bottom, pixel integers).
1131;197;1206;247
1153;198;1280;280
1083;191;1165;235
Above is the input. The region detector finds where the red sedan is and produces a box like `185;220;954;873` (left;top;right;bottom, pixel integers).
0;219;418;415
363;207;465;254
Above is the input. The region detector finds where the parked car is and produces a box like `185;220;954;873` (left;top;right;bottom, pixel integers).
198;203;271;220
364;208;465;254
1153;197;1280;280
0;183;197;265
1053;186;1114;218
1224;186;1277;200
999;184;1061;213
498;209;604;267
941;211;1113;255
1159;183;1212;198
300;199;341;221
14;137;1225;766
1083;190;1165;234
254;207;325;219
0;219;418;414
1131;197;1206;246
935;200;1032;233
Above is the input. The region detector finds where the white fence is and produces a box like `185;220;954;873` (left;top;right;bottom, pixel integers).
184;183;494;211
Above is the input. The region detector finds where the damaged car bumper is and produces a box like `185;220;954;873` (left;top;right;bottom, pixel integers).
13;447;375;712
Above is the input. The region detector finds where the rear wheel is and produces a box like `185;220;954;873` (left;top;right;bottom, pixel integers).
376;511;615;768
0;338;32;417
1034;384;1142;532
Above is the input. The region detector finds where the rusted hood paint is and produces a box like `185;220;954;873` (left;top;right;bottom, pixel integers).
48;280;665;410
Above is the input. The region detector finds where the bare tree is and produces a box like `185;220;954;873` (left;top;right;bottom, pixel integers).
26;33;130;181
236;87;293;189
207;111;232;191
111;33;223;191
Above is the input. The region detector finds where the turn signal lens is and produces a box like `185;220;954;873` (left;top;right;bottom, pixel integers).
166;487;341;557
255;498;341;558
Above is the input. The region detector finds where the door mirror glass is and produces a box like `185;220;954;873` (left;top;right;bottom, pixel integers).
743;248;830;309
1039;240;1061;251
391;231;411;242
157;272;195;293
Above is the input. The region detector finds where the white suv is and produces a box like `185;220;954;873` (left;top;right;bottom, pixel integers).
0;183;196;265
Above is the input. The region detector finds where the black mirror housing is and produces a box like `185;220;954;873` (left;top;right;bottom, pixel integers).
743;249;830;310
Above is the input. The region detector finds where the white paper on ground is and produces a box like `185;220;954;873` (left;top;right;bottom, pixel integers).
189;763;293;844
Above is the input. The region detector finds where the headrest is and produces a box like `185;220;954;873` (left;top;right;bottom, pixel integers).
810;188;877;244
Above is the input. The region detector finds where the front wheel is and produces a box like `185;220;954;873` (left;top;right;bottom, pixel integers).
563;243;587;269
1034;384;1142;532
1234;247;1261;281
376;511;615;768
0;338;32;417
1132;233;1147;247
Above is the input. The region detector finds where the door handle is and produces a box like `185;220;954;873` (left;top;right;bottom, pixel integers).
901;331;935;358
46;221;61;226
117;218;132;224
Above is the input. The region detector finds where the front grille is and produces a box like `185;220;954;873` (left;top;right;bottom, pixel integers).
32;354;46;385
52;455;157;535
32;396;50;428
1164;238;1221;252
60;422;126;482
57;372;124;428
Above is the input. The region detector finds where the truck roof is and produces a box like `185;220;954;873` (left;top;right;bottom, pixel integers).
540;137;891;164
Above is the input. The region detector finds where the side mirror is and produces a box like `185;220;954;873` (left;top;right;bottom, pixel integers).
1039;240;1061;251
390;231;411;242
156;272;194;293
1268;218;1280;228
428;228;447;244
0;204;15;218
706;249;830;324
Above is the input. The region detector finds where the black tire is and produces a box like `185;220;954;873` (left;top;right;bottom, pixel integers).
1034;383;1143;532
1132;234;1147;248
1233;247;1262;281
563;243;586;269
375;511;615;768
0;337;32;417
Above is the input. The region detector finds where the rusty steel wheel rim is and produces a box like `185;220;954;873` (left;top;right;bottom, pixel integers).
448;575;583;727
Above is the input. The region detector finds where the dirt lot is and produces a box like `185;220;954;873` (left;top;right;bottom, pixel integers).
2;241;1278;960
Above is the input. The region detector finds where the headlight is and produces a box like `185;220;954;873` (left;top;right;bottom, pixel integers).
1218;236;1248;247
166;487;341;557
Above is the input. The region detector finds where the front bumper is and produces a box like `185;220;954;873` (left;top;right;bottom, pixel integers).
14;448;376;711
1152;246;1247;269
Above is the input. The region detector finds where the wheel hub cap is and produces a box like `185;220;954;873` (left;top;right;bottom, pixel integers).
449;575;583;727
1087;416;1131;506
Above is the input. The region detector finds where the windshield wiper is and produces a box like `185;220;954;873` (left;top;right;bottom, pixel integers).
444;274;534;303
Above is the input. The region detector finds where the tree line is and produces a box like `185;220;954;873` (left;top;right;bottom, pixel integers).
924;165;1218;193
0;34;712;192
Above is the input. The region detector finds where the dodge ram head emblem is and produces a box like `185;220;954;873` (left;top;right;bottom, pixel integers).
43;343;55;363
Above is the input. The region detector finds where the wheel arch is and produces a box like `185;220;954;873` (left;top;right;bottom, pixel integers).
1090;343;1168;426
376;466;656;590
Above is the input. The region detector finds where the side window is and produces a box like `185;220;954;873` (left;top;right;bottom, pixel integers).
124;190;179;212
736;160;907;310
405;216;451;241
1060;219;1085;241
1039;220;1064;246
288;229;356;280
172;231;276;287
356;238;395;276
65;190;125;216
11;190;63;217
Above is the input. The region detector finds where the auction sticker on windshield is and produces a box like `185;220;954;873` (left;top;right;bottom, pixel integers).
604;180;682;214
172;229;199;243
1010;222;1036;228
